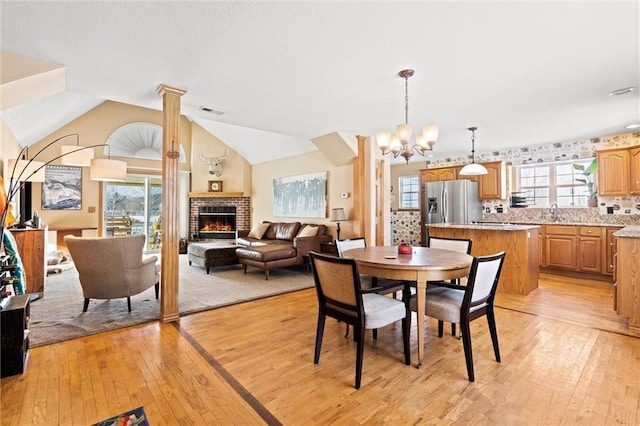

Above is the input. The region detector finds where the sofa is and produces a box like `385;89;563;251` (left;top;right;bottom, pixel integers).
235;221;332;279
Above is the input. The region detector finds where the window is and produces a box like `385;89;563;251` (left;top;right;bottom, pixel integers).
515;159;593;207
104;175;162;251
398;175;420;209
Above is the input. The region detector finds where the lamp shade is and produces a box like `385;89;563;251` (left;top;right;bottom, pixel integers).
422;125;439;143
60;145;95;166
376;131;392;149
8;158;45;182
90;158;127;182
459;162;488;176
329;207;347;222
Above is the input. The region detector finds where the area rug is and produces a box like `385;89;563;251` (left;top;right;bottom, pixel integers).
28;255;314;347
92;406;148;426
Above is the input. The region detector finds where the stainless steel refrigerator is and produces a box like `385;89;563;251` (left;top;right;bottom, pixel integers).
424;180;482;224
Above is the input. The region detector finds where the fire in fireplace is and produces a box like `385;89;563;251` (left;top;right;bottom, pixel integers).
198;206;237;239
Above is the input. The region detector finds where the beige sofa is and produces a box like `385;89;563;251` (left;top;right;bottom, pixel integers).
235;221;332;279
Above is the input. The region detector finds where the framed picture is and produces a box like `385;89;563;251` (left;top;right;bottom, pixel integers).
272;171;327;218
42;165;82;210
208;180;223;192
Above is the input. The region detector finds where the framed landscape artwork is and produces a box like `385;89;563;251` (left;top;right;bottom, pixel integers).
41;165;82;210
273;171;327;218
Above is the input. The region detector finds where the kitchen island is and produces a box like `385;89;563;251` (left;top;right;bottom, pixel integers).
614;226;640;334
427;223;540;295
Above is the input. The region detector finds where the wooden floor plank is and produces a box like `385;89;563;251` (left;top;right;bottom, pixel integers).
2;273;639;425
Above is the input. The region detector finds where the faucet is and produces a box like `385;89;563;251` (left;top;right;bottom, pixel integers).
549;202;559;222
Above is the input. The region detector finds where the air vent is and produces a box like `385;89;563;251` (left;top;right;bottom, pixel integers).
199;106;225;115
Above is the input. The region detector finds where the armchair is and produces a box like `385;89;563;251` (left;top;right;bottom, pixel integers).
64;234;160;312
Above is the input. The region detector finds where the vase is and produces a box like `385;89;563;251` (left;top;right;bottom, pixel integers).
587;198;597;207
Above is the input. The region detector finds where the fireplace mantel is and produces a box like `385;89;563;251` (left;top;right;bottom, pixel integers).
189;192;244;198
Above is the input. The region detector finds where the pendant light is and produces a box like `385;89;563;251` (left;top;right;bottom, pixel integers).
459;127;488;176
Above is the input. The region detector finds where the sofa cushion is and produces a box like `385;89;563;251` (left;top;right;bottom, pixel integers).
297;225;318;238
236;245;297;262
298;223;328;237
247;222;270;239
263;222;301;241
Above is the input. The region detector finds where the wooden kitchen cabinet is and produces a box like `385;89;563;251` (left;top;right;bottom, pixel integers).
577;226;603;273
598;148;630;196
545;225;577;270
421;166;458;183
475;161;506;200
615;235;640;334
606;227;621;275
538;225;546;267
630;147;640;195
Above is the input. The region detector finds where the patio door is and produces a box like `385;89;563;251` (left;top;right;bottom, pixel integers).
104;175;162;252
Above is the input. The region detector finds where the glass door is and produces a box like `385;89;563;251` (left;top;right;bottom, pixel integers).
104;175;162;252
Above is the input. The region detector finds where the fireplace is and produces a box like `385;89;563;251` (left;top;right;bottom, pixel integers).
198;206;236;239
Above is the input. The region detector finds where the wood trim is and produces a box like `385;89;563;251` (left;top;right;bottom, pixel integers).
188;192;244;198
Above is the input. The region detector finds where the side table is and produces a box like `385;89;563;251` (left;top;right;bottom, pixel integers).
320;241;338;256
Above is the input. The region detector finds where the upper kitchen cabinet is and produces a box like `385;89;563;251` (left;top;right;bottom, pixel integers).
421;166;459;183
463;161;507;200
477;161;506;200
421;162;505;200
630;147;640;195
597;147;633;196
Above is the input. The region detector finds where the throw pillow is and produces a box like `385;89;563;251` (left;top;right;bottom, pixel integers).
247;222;270;239
297;225;318;238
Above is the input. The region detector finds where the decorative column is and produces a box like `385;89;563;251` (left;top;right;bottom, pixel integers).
157;84;186;323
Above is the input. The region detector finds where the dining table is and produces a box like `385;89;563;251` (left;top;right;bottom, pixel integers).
341;245;473;368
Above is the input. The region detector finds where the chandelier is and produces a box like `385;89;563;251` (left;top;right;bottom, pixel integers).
376;69;438;164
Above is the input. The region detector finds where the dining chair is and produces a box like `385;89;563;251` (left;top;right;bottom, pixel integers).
410;251;506;382
309;251;411;389
335;237;405;338
426;235;473;336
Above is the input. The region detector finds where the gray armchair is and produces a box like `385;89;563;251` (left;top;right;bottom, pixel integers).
64;234;160;312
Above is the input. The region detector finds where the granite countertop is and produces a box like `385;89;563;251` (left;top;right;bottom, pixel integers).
427;223;539;231
613;226;640;238
481;220;625;227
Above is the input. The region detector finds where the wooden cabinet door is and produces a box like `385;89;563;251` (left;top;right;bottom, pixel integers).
578;236;602;273
545;234;577;270
605;228;619;275
436;167;458;181
598;149;630;196
477;161;506;200
421;167;458;183
538;226;546;267
630;147;640;195
8;228;46;296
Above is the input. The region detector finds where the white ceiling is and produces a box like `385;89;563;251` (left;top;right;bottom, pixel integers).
1;1;638;165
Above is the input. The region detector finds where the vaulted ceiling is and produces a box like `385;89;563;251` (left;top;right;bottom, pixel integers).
1;2;638;165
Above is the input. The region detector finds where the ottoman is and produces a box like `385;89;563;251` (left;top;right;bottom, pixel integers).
187;242;239;274
235;244;300;280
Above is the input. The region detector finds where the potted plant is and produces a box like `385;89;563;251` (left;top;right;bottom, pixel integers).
573;158;598;207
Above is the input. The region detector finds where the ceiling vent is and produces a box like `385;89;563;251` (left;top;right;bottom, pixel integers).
199;106;225;115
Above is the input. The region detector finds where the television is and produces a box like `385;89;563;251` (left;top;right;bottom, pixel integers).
16;182;32;228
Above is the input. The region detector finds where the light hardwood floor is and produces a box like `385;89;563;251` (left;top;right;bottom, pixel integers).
2;273;639;425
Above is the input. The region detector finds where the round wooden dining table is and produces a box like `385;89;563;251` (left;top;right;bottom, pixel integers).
342;246;472;368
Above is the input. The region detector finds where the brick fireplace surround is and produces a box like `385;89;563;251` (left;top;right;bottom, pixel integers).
189;195;250;240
